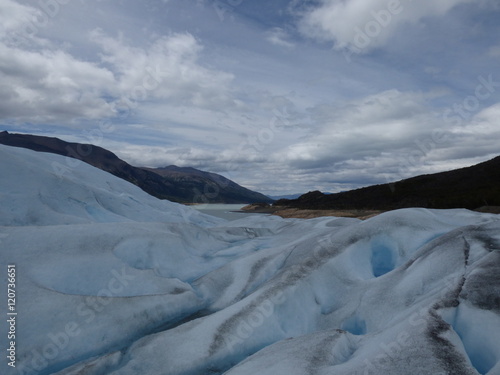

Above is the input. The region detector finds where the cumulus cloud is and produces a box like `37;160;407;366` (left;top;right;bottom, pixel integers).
0;43;116;122
90;30;235;109
0;1;114;123
0;1;235;125
297;0;473;52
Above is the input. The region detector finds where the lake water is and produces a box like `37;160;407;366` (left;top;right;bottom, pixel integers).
190;204;263;221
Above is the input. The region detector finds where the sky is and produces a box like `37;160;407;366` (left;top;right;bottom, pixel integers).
1;0;500;196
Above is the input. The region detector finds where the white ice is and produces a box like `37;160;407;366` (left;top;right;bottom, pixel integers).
0;144;499;375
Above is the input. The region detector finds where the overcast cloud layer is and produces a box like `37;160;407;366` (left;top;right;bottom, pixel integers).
1;0;500;196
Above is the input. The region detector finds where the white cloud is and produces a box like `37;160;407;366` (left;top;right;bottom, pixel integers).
0;6;236;124
0;0;41;41
266;27;295;48
0;43;116;122
0;1;116;123
298;0;473;52
90;30;235;109
285;90;435;167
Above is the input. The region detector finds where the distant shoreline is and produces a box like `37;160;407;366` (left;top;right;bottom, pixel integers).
240;204;500;220
240;203;384;220
185;203;500;220
271;208;384;220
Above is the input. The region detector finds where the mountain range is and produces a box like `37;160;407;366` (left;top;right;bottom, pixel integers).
0;131;272;204
3;131;499;211
275;155;500;211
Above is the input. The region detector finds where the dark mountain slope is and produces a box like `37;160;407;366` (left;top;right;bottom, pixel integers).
274;156;500;210
142;165;272;204
0;131;272;204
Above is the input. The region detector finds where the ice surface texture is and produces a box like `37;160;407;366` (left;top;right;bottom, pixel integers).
0;144;499;375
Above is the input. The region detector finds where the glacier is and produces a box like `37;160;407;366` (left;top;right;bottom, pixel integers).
0;144;499;375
